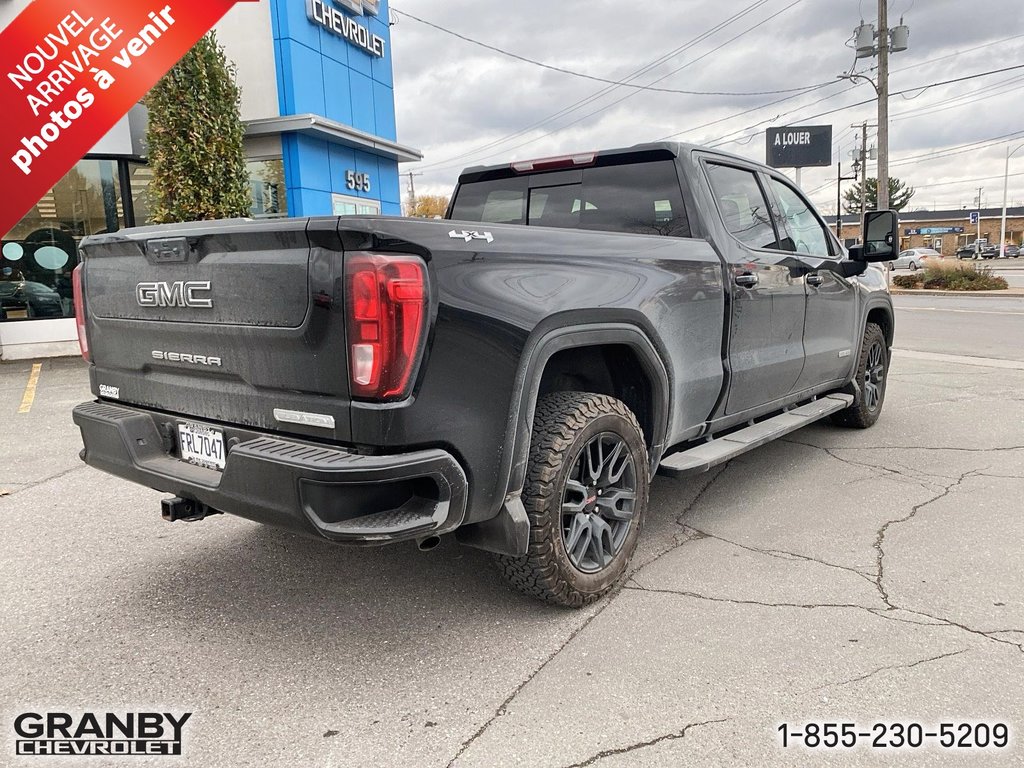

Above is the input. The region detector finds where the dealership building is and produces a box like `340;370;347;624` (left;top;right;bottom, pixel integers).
0;0;420;360
828;207;1024;256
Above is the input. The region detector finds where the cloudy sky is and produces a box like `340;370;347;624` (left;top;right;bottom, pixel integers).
389;0;1024;215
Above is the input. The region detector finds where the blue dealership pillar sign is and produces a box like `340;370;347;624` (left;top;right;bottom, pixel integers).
766;125;833;168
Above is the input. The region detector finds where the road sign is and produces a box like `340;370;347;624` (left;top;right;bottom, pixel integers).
765;125;833;168
969;211;980;225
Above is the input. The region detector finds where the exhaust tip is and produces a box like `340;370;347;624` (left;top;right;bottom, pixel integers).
417;535;441;552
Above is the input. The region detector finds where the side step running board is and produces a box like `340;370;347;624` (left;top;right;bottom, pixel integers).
657;394;854;478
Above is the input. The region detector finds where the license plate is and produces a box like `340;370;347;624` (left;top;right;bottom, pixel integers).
177;421;226;471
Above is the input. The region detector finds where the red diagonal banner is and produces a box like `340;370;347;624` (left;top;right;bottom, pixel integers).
0;0;257;236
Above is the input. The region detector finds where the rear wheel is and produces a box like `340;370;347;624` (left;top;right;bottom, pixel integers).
831;323;888;429
495;392;649;607
909;261;918;271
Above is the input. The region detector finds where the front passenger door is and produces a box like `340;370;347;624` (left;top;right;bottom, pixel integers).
766;177;859;390
704;163;807;415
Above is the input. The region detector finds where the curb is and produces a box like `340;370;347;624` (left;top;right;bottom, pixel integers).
889;288;1024;298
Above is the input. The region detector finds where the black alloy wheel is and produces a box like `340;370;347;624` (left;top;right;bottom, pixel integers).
560;432;637;574
863;339;886;413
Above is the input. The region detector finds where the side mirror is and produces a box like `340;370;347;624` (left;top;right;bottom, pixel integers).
849;210;898;262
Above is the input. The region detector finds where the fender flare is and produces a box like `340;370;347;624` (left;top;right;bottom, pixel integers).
840;297;895;404
456;317;671;556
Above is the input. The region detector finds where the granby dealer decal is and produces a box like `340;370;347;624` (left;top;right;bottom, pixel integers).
0;0;257;236
13;711;192;757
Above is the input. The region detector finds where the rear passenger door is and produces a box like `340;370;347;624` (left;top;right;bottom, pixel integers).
765;176;858;390
703;162;806;415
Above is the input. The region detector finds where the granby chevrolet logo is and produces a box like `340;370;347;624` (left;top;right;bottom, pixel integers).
13;711;192;756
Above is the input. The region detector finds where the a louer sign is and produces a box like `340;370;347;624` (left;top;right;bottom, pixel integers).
765;125;832;168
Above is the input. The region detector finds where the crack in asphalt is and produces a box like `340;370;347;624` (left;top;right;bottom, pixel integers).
445;596;618;768
683;527;877;585
446;468;732;766
558;718;730;768
625;465;730;577
445;428;1021;766
0;466;87;497
812;649;970;691
624;582;875;612
872;469;980;610
782;439;952;490
891;607;1024;656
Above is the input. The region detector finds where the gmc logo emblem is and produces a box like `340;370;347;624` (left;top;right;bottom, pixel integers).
331;0;380;16
136;281;213;309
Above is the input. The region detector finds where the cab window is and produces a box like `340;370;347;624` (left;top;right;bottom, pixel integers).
704;163;780;250
768;178;833;256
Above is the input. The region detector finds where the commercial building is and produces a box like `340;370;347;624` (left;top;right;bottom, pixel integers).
0;0;420;360
828;207;1024;257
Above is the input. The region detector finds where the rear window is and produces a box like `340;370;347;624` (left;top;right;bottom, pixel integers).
449;160;691;238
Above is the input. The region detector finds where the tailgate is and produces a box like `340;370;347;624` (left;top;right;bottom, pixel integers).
79;218;354;442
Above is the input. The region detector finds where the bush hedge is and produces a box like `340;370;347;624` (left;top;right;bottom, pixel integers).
890;262;1008;291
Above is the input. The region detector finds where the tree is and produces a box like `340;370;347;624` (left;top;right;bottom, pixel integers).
843;177;914;214
145;33;250;224
407;195;450;218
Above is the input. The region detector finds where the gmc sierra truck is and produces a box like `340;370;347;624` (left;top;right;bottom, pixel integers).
72;142;897;607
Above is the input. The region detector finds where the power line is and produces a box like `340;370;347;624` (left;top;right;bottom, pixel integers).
418;0;811;175
660;37;1024;147
391;5;828;97
890;130;1024;167
410;0;779;171
706;63;1024;150
912;171;1024;191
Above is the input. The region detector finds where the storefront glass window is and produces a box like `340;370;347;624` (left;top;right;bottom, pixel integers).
1;159;123;322
248;159;288;217
128;161;155;227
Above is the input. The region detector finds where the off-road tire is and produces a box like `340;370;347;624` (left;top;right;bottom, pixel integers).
831;322;888;429
495;392;649;608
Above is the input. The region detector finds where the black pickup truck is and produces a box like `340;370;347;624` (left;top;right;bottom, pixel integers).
72;142;897;607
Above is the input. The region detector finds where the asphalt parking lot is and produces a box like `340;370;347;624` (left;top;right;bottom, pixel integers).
2;294;1023;767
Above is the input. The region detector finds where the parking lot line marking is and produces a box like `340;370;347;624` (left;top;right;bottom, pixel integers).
17;363;42;414
893;349;1024;371
896;307;1024;316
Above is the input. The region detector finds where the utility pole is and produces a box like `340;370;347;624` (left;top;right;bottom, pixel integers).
1000;143;1024;256
876;0;889;210
847;12;908;210
976;187;983;254
859;123;868;215
405;171;422;215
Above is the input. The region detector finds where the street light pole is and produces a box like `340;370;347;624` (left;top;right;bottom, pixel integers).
999;143;1023;257
837;161;859;239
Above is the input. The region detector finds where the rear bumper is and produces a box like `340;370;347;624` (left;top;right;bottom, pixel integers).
72;401;468;544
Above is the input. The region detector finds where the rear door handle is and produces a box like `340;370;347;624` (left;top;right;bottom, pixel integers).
734;273;758;288
806;273;825;287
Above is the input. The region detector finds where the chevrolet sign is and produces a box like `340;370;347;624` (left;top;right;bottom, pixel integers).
307;0;386;58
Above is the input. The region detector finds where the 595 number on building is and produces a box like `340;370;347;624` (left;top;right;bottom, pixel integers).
345;170;371;193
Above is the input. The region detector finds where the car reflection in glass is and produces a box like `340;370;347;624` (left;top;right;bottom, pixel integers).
0;280;66;320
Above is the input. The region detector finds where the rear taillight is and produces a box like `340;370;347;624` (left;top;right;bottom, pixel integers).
345;253;427;401
72;263;90;361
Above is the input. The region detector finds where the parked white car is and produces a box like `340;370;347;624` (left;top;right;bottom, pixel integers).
889;248;941;271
